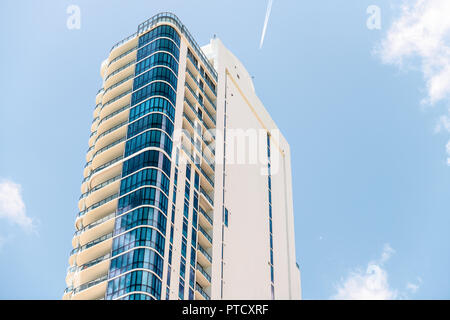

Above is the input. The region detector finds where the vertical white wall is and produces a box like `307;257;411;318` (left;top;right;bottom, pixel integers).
204;39;301;300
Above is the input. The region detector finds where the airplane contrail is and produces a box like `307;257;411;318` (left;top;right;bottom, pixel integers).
259;0;274;49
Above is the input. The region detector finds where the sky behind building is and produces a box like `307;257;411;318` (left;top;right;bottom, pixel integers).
0;0;449;299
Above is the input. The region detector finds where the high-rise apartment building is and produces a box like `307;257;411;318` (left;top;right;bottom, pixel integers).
64;12;301;300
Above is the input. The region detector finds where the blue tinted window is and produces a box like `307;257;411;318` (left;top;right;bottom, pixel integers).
124;129;173;157
117;187;168;215
120;168;170;195
138;25;180;48
138;38;179;62
112;227;165;257
122;150;171;177
106;270;162;300
114;206;167;235
128;112;174;139
129;97;175;123
133;66;178;92
109;248;163;278
132;81;176;106
135;51;179;76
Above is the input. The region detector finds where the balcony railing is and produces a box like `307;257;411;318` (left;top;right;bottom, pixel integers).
96;120;128;142
79;174;121;200
103;89;132;108
200;167;215;187
103;74;134;96
93;136;126;159
110;32;138;53
70;232;113;256
199;226;212;244
75;211;116;236
64;286;73;295
105;59;136;82
186;55;217;96
184;98;212;131
92;155;123;175
72;274;108;295
108;46;138;67
68;252;111;275
200;187;214;206
78;193;118;218
80;253;111;271
199;207;213;226
99;103;131;126
186;68;217;110
198;245;212;263
185;82;216;126
195;283;210;300
82;155;123;186
196;263;211;283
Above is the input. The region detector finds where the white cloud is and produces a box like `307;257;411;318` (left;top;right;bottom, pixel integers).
434;113;450;133
379;0;450;105
0;179;34;232
406;278;422;293
380;243;395;264
332;244;398;300
378;0;450;164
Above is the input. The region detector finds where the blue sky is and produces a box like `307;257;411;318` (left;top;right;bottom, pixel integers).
1;0;449;299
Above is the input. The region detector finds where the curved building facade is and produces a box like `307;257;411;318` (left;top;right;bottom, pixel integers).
64;12;301;300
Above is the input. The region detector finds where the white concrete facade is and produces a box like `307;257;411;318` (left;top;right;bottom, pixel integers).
203;39;301;300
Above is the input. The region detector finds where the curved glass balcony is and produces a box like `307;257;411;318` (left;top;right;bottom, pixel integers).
81;253;111;270
79;175;121;200
72;274;108;295
85;155;124;183
96;120;128;144
103;75;134;98
111;32;138;53
75;211;116;236
103;89;132;109
105;59;136;83
93;137;126;160
78;193;118;218
64;286;73;295
94;155;123;173
70;232;113;256
109;46;138;67
99;103;130;126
